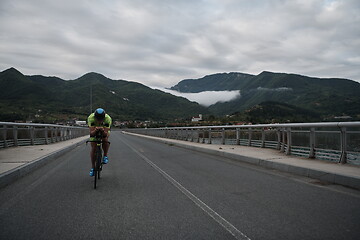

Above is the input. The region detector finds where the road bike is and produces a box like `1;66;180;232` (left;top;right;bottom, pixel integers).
86;131;110;189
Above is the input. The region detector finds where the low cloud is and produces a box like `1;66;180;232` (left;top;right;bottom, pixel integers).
153;87;240;107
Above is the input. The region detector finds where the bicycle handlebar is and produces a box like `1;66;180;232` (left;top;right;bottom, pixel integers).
86;139;110;144
86;129;111;144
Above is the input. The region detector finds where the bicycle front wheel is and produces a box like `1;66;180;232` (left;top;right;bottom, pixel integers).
94;169;97;189
94;147;102;189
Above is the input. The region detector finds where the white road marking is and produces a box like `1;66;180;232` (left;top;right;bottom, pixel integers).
120;138;251;240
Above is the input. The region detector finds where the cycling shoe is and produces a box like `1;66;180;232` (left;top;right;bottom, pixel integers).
89;168;94;176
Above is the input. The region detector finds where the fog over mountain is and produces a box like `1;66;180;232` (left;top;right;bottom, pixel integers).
152;87;241;107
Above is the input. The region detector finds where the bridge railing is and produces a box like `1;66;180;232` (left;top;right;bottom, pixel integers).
126;122;360;165
0;122;88;148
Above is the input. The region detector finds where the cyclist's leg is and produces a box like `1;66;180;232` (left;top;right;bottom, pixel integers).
101;136;110;164
102;136;109;156
102;129;110;156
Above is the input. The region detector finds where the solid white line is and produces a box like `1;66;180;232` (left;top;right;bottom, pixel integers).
120;138;251;240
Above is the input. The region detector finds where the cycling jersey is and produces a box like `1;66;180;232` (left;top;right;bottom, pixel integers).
87;113;112;128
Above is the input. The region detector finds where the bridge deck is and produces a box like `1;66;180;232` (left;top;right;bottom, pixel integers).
1;132;360;239
0;132;359;190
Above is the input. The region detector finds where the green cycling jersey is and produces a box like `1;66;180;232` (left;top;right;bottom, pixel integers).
87;113;112;128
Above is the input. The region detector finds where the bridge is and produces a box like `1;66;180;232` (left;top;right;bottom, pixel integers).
0;122;360;239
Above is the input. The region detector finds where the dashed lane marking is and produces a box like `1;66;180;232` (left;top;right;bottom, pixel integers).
120;137;251;240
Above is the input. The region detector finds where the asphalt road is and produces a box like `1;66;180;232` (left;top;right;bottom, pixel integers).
1;132;360;240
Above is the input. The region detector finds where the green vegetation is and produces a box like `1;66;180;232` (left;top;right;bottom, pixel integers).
0;68;208;123
170;72;254;93
228;101;321;124
172;71;360;121
1;67;359;125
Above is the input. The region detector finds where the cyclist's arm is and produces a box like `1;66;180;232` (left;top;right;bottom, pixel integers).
102;115;112;138
89;126;98;137
88;114;99;137
89;126;109;138
103;127;110;138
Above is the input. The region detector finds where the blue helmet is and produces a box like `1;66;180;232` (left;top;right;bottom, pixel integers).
94;108;105;120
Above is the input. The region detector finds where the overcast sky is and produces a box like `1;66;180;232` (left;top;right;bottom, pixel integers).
0;0;359;87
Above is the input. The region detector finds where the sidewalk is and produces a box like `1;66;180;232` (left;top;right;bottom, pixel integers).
0;136;88;188
124;132;360;190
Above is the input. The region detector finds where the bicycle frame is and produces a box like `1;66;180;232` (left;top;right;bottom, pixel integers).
86;131;110;189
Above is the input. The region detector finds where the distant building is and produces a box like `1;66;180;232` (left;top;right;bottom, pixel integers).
192;114;203;122
75;120;87;126
334;116;352;120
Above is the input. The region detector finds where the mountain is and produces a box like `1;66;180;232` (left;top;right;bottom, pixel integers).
171;71;360;119
0;68;208;122
230;101;321;124
170;72;254;93
2;67;359;124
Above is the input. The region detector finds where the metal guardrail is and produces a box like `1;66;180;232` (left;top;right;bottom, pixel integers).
126;122;360;165
0;122;88;148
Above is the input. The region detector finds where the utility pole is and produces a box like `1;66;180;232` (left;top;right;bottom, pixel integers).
90;84;93;113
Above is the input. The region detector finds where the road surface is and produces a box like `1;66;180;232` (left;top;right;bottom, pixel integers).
1;132;360;239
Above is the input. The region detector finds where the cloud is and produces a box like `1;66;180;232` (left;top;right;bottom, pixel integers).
0;0;359;86
153;87;241;107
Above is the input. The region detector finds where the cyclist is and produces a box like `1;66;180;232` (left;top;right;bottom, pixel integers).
87;108;112;177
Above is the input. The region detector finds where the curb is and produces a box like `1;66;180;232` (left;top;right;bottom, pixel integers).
124;132;360;190
0;139;87;189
